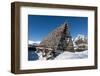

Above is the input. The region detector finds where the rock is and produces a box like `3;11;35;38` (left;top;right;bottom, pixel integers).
40;21;74;53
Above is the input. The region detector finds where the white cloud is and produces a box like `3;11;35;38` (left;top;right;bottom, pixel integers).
28;40;41;44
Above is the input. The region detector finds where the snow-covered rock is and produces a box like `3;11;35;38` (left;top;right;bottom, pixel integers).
37;52;47;60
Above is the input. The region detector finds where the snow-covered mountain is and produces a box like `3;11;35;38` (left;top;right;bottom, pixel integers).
73;34;87;42
73;34;88;51
28;40;41;45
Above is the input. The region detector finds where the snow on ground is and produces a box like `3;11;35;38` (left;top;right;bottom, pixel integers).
55;50;88;60
36;50;88;60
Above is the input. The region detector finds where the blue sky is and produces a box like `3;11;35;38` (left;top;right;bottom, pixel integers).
28;15;88;41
